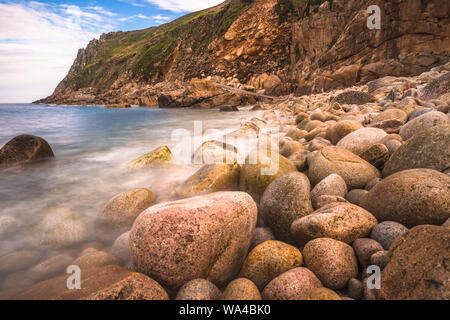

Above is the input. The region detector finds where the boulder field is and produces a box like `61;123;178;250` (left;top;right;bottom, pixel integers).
1;67;449;301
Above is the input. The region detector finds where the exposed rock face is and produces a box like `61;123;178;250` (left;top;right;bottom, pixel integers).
0;135;54;167
129;192;257;289
378;225;450;300
38;0;449;105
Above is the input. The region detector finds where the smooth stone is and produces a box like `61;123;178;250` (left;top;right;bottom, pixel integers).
0;135;54;167
259;172;313;243
261;267;322;300
0;250;42;273
346;278;364;300
175;279;221;300
288;149;309;171
313;195;348;209
110;231;131;265
303;238;358;290
29;207;88;249
352;238;384;268
27;254;74;282
399;111;448;141
127;146;174;169
280;140;303;158
383;125;450;177
331;91;375;105
310;174;348;209
378;225;450;300
361;169;450;227
291;203;377;246
336;128;387;156
345;189;369;206
72;249;118;270
239;240;303;290
221;278;262;300
327;120;364;145
95;189;156;243
193;140;241;165
176;163;240;198
370;221;409;250
130;192;257;289
359;144;390;169
308;146;380;190
370;250;389;270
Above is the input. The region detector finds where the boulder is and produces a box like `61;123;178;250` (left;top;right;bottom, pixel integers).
331;91;375;105
221;278;261;300
110;231;131;265
175;279;221;300
420;71;450;100
193;140;241;165
259;172;313;243
291;203;378;246
361;169;450;227
345;189;369;206
130;192;257;289
288;149;309;171
303;238;358;290
310;174;348;210
308;146;380;189
327;120;364;145
0;250;42;273
240;151;297;202
176;164;240;199
352;238;384;268
399;111;448;141
0;135;54;167
337;128;387;155
72;249;117;270
29;207;88;249
127;146;174;169
95;189;156;243
370;221;409;250
378;225;450;300
261;267;322;300
239;240;303;290
27;254;74;282
359;143;390;169
383;126;450;177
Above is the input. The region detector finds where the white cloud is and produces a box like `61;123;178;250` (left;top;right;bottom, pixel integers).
143;0;224;12
0;2;120;103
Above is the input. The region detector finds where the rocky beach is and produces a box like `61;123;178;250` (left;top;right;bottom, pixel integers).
0;0;449;301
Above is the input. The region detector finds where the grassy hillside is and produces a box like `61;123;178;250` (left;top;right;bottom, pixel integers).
56;0;253;94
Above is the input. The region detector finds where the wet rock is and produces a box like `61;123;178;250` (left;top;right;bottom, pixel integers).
261;267;322;300
370;221;409;250
193;140;241;165
72;249;118;270
130;192;257;289
239;240;303;290
240;151;297;202
352;238;383;268
259;172;313;243
308;146;380;190
310;174;347;209
0;135;54;167
127;146;174;169
293;287;341;300
95;189;156;243
303;238;358;290
175;279;221;300
0;250;42;273
29;207;88;249
337;128;387;156
221;278;261;300
291;203;377;246
383;126;450;177
176;164;240;199
27;254;74;282
361;169;450;227
378;225;450;300
110;231;131;265
399;111;448;141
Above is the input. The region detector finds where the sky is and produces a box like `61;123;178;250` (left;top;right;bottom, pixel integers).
0;0;224;103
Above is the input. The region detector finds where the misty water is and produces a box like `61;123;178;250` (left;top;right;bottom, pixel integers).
0;103;263;290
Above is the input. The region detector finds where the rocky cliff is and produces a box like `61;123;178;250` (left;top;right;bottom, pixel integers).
37;0;450;106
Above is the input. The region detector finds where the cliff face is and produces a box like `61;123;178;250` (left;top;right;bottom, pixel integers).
39;0;450;106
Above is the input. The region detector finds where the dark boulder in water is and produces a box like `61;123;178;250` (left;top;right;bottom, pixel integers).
0;134;54;167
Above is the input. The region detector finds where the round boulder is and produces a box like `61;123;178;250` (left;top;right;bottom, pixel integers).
303;238;358;290
399;111;448;141
130;192;257;289
221;278;262;300
361;169;450;227
327;120;364;145
310;174;348;210
0;135;54;167
370;221;409;250
259;172;313;243
175;279;221;300
336;128;387;156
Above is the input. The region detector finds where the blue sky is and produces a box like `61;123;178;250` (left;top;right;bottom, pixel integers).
0;0;223;102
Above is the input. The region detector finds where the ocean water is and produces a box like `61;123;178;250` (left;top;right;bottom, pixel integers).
0;104;262;270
